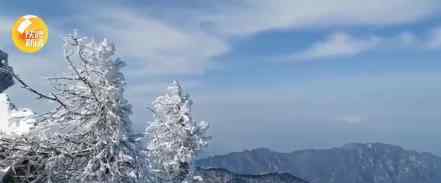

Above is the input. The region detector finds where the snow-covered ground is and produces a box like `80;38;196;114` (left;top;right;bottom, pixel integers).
0;93;34;136
0;93;34;181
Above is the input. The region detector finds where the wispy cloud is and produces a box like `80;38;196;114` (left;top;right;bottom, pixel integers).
393;27;441;49
198;0;441;36
289;32;381;61
66;7;230;75
283;26;441;62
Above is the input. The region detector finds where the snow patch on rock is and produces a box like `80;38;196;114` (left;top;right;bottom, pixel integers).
0;93;35;136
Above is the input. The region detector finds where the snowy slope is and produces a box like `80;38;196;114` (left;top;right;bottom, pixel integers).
0;93;34;136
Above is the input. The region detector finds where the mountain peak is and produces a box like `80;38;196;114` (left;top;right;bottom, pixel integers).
248;147;273;153
341;142;403;150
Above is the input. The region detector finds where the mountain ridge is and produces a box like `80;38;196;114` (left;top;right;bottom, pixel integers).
195;167;309;183
197;143;441;183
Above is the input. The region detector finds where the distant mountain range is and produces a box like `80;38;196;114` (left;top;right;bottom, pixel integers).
196;143;441;183
196;168;309;183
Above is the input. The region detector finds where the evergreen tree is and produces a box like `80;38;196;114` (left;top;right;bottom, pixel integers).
34;32;138;182
145;81;210;183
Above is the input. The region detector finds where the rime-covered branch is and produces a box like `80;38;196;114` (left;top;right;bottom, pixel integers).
0;67;66;107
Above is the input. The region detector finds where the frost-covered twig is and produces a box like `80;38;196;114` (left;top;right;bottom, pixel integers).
0;67;66;107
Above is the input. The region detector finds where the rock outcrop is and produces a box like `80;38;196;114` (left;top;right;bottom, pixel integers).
0;50;14;93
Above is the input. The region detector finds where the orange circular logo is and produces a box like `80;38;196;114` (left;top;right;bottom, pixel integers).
11;15;49;53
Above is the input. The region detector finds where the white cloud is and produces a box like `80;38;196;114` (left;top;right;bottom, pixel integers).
71;8;229;75
199;0;441;36
290;32;381;60
282;26;441;62
387;26;441;49
389;27;441;49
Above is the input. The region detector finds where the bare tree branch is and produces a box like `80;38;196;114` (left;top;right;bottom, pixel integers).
0;67;66;108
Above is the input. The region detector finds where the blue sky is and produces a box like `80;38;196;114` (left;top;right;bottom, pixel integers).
1;0;441;156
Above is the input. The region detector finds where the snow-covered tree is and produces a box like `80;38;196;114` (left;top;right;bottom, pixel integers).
145;81;210;183
0;32;140;183
35;32;139;182
0;31;212;183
